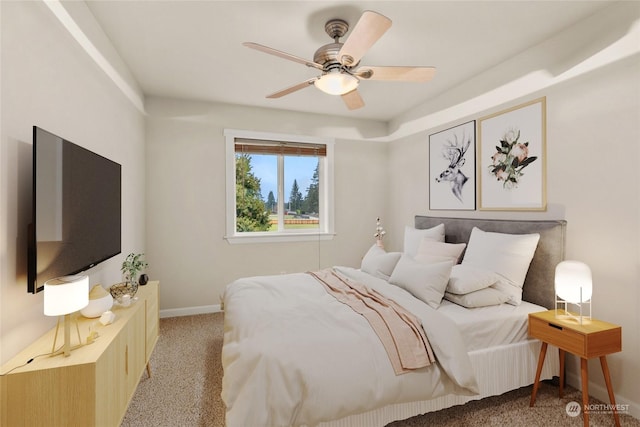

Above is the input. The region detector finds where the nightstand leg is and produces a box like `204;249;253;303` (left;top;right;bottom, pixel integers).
559;349;565;398
600;356;621;427
581;358;589;427
530;342;547;406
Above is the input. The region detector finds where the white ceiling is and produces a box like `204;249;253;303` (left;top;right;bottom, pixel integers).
82;0;613;122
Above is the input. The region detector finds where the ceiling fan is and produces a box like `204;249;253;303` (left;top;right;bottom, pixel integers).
243;10;436;110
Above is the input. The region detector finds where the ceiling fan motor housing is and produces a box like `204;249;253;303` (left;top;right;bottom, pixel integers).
313;19;359;70
314;43;343;70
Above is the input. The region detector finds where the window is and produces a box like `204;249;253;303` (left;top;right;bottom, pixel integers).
224;129;335;243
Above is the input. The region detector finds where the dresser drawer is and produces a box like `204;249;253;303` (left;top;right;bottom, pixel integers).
529;315;585;355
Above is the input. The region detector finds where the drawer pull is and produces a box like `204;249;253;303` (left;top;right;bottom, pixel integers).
549;323;563;330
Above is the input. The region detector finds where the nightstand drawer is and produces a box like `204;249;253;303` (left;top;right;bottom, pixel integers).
529;315;585;355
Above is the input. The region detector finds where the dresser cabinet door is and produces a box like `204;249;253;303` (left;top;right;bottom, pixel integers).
125;304;147;398
95;302;146;426
96;327;129;426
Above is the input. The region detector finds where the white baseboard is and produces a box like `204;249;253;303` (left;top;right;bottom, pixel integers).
567;372;640;420
160;304;222;318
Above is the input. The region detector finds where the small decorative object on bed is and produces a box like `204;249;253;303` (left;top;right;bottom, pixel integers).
429;120;476;210
478;97;546;211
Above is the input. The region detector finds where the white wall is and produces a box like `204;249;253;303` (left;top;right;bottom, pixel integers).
144;97;389;313
387;2;640;416
0;1;145;364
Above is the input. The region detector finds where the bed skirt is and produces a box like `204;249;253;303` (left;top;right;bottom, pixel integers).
319;339;559;427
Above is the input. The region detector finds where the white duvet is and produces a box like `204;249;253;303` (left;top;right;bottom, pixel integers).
221;267;478;427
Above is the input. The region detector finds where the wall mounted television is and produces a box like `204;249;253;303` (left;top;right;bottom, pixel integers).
28;126;122;293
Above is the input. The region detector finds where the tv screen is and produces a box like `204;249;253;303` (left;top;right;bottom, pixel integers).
28;126;121;293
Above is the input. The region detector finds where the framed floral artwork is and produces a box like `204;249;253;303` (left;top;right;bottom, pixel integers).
429;120;476;210
478;97;546;211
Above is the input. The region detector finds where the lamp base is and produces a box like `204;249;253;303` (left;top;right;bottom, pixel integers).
555;299;592;325
50;313;84;357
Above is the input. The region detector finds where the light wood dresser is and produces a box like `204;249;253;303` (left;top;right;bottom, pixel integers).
0;281;159;427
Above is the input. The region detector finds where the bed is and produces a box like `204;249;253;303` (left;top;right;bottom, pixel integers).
221;216;567;427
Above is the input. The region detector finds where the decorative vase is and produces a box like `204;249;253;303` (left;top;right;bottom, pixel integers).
81;284;114;318
109;281;139;301
139;274;149;286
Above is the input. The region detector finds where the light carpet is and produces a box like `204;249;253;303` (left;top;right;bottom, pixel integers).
122;313;639;427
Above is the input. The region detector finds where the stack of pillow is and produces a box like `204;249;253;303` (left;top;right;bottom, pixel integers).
360;224;540;309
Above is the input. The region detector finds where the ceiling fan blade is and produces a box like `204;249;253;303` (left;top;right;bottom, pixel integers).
354;66;436;82
341;89;365;110
243;42;324;70
266;78;317;98
338;11;392;66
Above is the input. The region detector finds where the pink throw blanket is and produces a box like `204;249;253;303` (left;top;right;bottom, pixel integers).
308;269;435;375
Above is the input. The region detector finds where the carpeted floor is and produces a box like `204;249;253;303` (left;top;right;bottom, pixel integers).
121;313;639;427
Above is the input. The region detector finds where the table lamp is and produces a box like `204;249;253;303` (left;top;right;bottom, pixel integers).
44;275;89;356
555;260;592;324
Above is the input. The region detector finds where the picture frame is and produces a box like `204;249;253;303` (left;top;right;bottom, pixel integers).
429;120;476;210
478;97;546;211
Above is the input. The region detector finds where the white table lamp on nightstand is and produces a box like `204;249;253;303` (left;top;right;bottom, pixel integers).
44;275;89;356
555;260;592;325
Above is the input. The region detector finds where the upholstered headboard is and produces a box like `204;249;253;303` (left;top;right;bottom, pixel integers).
414;216;567;309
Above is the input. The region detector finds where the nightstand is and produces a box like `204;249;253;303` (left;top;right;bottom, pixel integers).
528;309;622;427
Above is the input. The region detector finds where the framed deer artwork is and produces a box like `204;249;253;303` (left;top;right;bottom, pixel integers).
478;97;546;211
429;120;476;210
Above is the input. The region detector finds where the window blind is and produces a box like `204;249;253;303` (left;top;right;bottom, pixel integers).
234;138;326;157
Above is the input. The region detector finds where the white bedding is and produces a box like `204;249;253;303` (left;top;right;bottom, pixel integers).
222;267;479;427
437;299;548;351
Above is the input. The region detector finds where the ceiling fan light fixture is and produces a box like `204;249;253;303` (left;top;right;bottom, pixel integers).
314;72;359;95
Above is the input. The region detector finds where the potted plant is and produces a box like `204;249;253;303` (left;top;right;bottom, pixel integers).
111;253;148;300
121;253;148;285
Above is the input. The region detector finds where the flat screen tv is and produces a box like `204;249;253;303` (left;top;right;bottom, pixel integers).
28;126;121;293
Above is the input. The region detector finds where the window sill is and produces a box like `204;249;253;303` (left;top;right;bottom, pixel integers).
225;232;336;244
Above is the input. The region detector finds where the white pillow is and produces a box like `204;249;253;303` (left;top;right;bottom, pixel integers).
415;240;466;265
361;244;401;280
446;264;499;294
461;227;540;305
444;288;510;308
389;255;453;309
490;280;524;306
403;224;445;257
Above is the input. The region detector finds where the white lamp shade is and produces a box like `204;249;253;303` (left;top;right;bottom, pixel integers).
314;72;359;95
555;261;592;303
44;275;89;316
